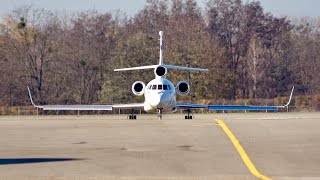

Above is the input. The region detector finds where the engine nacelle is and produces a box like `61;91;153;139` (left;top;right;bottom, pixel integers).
154;65;167;78
176;81;190;96
132;81;145;96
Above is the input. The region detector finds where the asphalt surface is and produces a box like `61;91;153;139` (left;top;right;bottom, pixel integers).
0;112;319;179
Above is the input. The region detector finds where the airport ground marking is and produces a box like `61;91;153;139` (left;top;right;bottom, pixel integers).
216;119;271;180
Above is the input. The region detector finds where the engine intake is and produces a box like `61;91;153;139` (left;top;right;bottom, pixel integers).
154;65;167;77
176;81;190;96
132;81;145;96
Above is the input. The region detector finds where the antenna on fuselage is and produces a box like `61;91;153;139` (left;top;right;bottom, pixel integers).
159;31;164;65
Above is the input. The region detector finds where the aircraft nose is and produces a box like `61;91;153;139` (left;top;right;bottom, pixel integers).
149;96;161;107
151;94;171;108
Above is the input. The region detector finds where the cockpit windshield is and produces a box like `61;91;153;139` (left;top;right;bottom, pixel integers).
148;84;171;90
152;85;157;90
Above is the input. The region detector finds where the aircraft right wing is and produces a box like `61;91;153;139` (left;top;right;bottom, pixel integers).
27;87;144;111
113;103;144;110
40;105;113;111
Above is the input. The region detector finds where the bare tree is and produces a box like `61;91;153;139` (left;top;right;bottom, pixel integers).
1;7;60;104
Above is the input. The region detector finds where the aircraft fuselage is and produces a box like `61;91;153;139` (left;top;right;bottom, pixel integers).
144;77;177;113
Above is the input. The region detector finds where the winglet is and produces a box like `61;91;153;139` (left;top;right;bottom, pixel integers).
27;86;42;108
284;86;294;107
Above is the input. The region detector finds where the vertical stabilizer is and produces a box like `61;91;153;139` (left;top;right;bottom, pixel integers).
114;31;208;72
159;31;164;65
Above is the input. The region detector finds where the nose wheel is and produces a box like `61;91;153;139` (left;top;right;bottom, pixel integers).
157;109;163;120
185;109;193;119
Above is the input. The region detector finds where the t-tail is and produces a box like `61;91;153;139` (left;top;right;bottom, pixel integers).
114;31;208;75
159;31;164;65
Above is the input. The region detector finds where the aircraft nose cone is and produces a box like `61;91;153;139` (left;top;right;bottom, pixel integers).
149;97;161;107
149;94;170;109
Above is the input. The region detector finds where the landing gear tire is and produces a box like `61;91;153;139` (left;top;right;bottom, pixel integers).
185;109;193;120
128;109;137;120
157;109;163;120
128;115;137;119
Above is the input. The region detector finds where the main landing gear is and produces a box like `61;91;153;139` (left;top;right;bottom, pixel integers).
128;109;137;119
185;109;193;119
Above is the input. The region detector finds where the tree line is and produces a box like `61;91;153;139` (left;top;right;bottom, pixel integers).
0;0;319;109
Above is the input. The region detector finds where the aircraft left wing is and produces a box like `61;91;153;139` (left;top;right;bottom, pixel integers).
177;86;294;111
176;103;283;111
27;87;144;111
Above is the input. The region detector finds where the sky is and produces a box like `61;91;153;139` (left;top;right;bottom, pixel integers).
0;0;320;18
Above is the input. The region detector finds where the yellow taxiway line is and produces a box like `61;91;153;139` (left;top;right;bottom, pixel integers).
216;119;271;180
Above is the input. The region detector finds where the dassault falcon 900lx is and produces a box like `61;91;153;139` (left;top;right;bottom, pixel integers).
28;31;294;120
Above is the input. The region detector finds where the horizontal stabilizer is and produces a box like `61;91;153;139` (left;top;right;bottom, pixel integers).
164;65;208;72
114;64;208;72
114;65;158;72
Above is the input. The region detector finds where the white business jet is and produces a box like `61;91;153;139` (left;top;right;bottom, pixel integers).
28;31;294;120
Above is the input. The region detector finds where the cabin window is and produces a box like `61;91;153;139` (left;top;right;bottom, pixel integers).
148;85;152;89
158;84;163;90
163;85;168;90
152;85;157;90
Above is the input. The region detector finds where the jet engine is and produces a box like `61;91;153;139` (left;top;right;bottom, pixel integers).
154;65;167;78
132;81;145;96
176;81;190;95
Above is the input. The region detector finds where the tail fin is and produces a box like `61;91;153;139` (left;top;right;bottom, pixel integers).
159;31;164;65
114;31;208;72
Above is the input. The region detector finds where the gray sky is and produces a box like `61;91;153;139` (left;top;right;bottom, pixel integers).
254;0;320;17
0;0;320;18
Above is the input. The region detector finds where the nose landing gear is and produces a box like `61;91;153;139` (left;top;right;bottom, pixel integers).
157;108;163;120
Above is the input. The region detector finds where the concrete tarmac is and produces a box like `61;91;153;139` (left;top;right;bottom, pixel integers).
0;112;319;179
